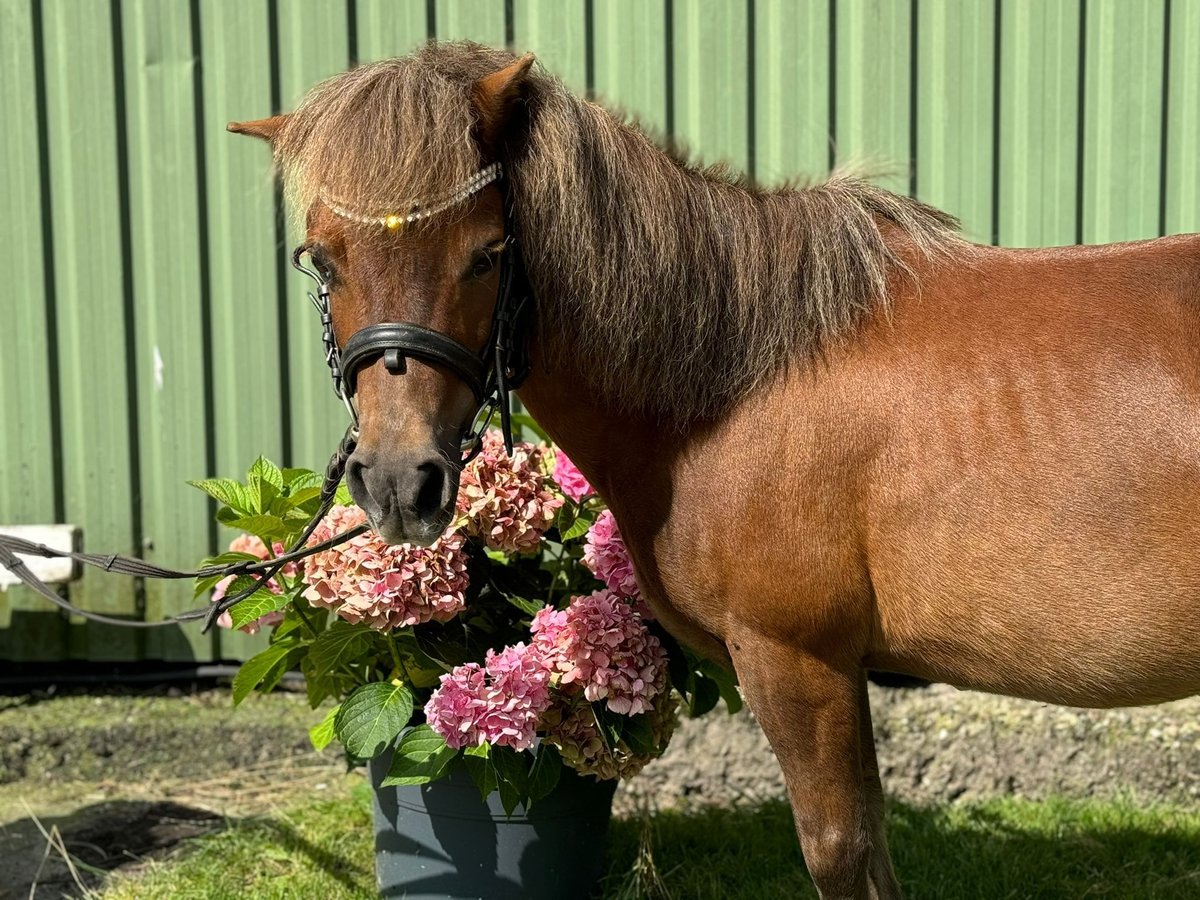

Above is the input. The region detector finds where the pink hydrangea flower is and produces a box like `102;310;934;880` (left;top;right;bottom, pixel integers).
457;431;563;554
424;643;552;750
552;451;593;503
582;510;639;599
211;534;293;635
301;505;469;630
531;589;668;715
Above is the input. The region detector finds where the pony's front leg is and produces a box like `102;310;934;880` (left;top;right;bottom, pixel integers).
730;634;898;900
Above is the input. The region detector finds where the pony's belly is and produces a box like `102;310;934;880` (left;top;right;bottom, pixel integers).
866;577;1200;708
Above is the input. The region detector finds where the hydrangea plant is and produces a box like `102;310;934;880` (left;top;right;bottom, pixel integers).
190;423;739;814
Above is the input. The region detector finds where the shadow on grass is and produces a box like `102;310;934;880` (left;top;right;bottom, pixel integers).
603;797;1200;899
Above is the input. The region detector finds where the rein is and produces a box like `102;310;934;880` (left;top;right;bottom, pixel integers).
0;164;534;634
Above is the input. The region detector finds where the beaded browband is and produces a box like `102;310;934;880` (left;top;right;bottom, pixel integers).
321;162;504;230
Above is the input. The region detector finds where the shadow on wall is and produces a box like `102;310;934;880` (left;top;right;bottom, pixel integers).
0;609;204;664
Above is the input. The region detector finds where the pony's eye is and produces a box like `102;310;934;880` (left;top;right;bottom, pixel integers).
468;250;498;280
466;242;505;281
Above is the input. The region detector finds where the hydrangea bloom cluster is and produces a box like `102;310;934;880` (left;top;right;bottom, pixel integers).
542;690;678;780
582;510;639;598
551;451;593;502
301;505;470;630
457;431;563;554
211;534;293;634
531;589;668;715
424;643;552;751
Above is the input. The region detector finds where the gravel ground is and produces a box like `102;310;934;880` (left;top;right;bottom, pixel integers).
617;683;1200;813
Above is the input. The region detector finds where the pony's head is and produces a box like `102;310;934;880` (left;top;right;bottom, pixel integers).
230;46;535;546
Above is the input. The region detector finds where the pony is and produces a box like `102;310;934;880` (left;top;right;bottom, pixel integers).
229;43;1200;899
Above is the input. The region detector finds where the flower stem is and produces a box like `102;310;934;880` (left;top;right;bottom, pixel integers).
292;599;320;638
387;634;404;678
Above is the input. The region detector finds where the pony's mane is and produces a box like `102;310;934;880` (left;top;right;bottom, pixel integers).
276;43;967;422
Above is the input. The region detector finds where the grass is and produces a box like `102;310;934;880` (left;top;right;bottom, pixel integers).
101;784;1200;899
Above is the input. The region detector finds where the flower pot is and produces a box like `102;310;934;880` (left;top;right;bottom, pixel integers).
369;752;618;899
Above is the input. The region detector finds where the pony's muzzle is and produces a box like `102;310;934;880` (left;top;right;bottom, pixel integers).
345;448;456;547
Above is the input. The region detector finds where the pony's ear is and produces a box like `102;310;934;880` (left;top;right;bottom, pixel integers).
472;53;536;151
227;114;288;143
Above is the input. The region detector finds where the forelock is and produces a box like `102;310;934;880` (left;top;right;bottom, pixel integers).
274;42;519;229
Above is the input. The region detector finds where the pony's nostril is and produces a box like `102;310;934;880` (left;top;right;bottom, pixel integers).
413;461;448;520
346;455;388;518
345;457;367;499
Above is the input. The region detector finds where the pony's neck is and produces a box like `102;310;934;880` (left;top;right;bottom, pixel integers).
507;81;959;429
516;359;674;509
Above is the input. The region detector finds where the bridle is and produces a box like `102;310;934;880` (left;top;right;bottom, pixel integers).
0;163;535;632
293;165;534;463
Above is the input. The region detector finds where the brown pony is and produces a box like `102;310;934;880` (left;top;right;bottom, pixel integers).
231;43;1200;900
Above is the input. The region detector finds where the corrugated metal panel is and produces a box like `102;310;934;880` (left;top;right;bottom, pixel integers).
915;0;995;243
435;0;506;44
122;0;215;662
43;0;141;661
513;0;588;93
996;0;1081;248
1165;0;1200;235
592;0;668;132
279;1;352;474
673;0;750;174
834;0;912;194
356;0;427;63
4;0;1199;661
1081;0;1166;244
755;0;831;187
198;0;282;662
0;0;67;661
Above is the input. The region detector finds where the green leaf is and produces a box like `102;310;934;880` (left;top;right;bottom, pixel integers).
462;743;497;800
380;725;457;787
621;712;659;756
590;703;624;752
491;745;531;817
301;655;345;709
699;660;743;714
688;672;721;718
227;588;290;630
250;456;284;491
334;682;415;759
282;467;322;490
193;554;263;599
307;623;373;677
334;481;353;506
192;574;225;599
504;595;546;618
309;705;340;751
560;507;594;542
284;486;324;509
187;477;251;512
224;513;290;542
232;641;299;705
260;646;303;694
555;504;577;538
526;743;562;807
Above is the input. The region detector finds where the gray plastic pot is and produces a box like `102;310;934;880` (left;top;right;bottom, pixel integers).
368;751;618;899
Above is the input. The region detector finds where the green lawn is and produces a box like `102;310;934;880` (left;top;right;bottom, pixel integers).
102;782;1200;899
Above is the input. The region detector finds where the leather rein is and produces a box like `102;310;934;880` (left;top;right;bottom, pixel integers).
0;165;534;634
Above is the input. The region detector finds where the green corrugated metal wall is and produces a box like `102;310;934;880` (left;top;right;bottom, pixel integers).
2;0;1198;661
